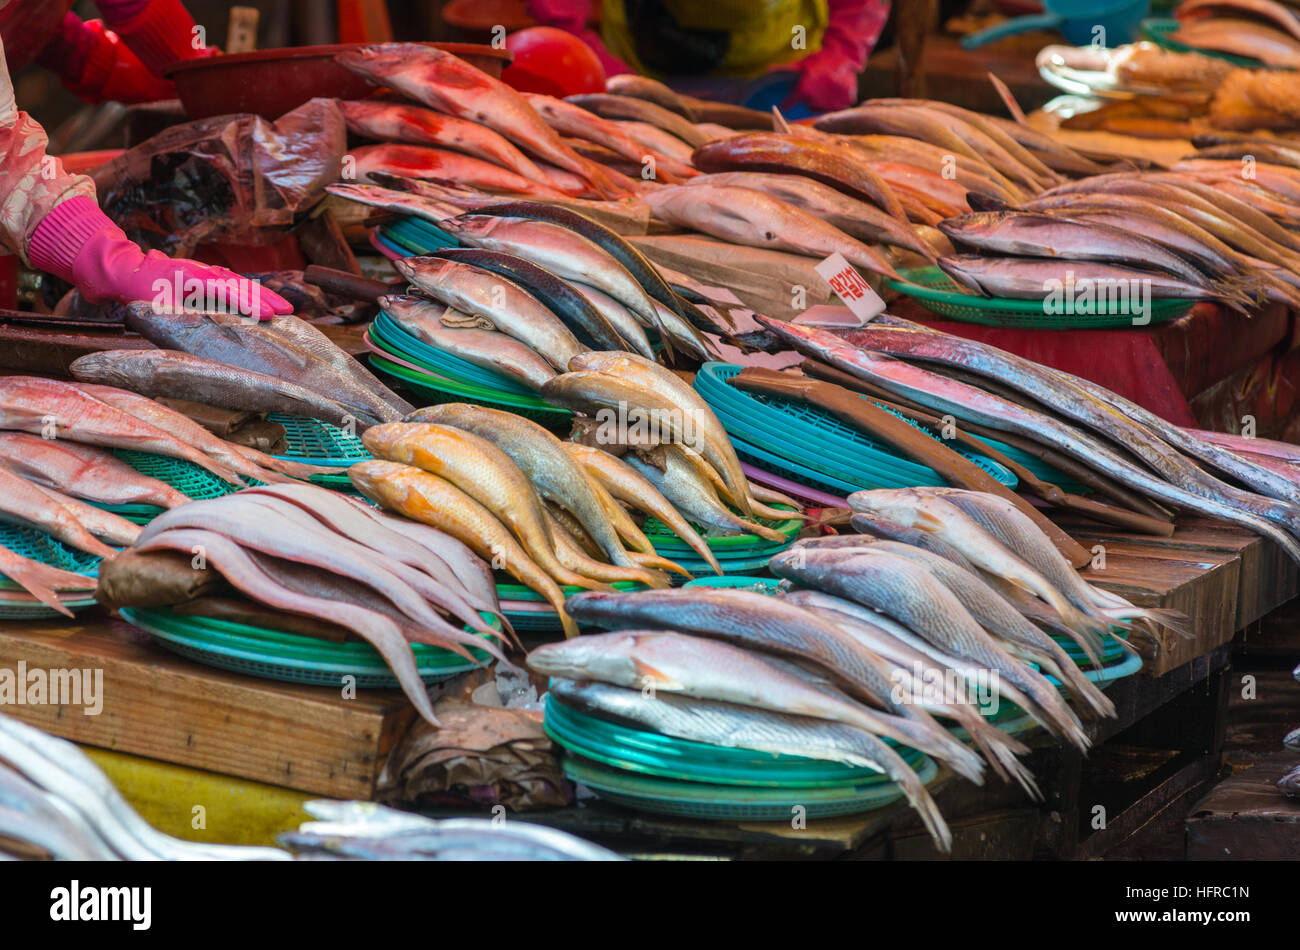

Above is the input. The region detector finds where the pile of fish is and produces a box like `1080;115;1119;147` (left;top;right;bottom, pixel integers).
761;315;1300;565
327;187;725;367
532;486;1157;851
0;377;338;614
1170;0;1300;67
69;307;413;430
105;483;512;723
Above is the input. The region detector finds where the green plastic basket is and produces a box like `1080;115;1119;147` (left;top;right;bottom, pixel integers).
887;266;1193;329
370;353;574;430
561;751;936;820
381;216;460;254
268;413;371;467
372;311;539;397
120;605;498;688
1141;17;1270;67
546;688;923;788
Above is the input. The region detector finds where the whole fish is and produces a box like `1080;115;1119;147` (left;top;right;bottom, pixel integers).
626;448;787;542
362;422;608;593
25;482;140;548
335;44;631;197
841;134;1021;202
348;459;577;637
857;161;972;221
816;104;988;164
645;183;903;281
351;143;574;197
140;527;441;724
71;384;297;486
937;256;1243;309
529;631;952;850
569;284;665;360
1284;726;1300;752
679;95;772;130
0;432;187;508
435;214;667;332
379;294;556;390
326;181;463;226
604;74;695;119
123;304;404;424
402;404;645;574
612;120;696;161
567;93;708;148
759;316;1300;566
565;588;987;781
567;350;754;515
429;247;643;355
393;257;583;370
684;171;935;260
770;547;1090;750
463;200;712;350
338;99;549;183
542;368;755;519
525;94;699;181
69;350;368;431
939;211;1221;287
0;375;246;484
1280;764;1300;799
565;442;722;574
692;132;909;221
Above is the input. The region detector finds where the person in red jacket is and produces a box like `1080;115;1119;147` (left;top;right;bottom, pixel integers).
0;1;289;317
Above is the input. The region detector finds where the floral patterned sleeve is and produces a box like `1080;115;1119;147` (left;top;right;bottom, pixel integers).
0;36;97;263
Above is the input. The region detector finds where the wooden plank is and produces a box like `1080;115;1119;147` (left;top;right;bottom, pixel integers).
1186;750;1300;859
0;610;413;799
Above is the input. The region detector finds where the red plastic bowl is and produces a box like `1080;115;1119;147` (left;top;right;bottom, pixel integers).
163;43;512;119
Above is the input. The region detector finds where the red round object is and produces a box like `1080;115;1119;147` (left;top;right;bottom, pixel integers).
501;27;605;98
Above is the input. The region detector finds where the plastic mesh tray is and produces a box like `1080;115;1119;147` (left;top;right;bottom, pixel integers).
887;266;1193;329
269;413;371;466
695;362;1018;490
562;752;936;821
372;311;538;396
381;216;460;254
0;523;98;616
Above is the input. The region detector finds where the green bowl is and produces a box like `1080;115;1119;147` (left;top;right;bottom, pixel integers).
887;266;1193;329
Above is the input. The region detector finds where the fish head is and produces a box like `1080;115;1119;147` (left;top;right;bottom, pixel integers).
1285;727;1300;753
1279;765;1300;799
360;422;419;458
847;488;945;533
527;631;649;685
346;459;414;504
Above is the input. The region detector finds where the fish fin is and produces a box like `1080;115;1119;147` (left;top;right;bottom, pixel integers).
632;658;681;688
910;510;947;533
628;551;693;579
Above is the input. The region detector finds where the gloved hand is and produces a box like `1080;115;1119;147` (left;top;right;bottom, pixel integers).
525;0;633;75
784;50;861;113
97;0;218;75
28;197;291;319
40;18;176;104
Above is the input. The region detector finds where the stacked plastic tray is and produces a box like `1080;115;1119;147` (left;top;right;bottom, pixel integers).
0;524;99;619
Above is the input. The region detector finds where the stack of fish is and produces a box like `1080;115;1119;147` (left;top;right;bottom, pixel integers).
760;315;1300;566
0;377;336;615
1169;0;1300;67
70;306;413;430
107;483;512;723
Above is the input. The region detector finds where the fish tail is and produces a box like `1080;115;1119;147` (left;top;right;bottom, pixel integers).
893;713;985;785
1054;602;1110;667
747;498;809;522
1;558;76;617
986;739;1042;802
1050;656;1117;719
740;519;789;543
627;552;691;581
853;728;952;853
1103;605;1192;640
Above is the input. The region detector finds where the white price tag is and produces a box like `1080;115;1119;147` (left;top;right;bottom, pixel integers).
813;253;886;325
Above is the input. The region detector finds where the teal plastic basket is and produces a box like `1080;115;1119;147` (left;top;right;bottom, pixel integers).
268;413;370;468
380;216;460;254
372;310;539;396
120;605;499;688
0;523;98;617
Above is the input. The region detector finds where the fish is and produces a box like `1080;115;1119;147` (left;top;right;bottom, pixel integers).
335;44;632;197
393;256;584;370
348;459;578;637
434;214;667;333
0;545;94;616
678;95;772;130
566;92;708;148
0;432;188;509
378;294;557;390
69;350;369;431
568;284;665;361
458;200;712;351
71;384;298;486
626;447;787;542
1169;18;1300;67
644;183;903;281
326;181;463;226
567;350;755;515
428;246;643;355
692;133;909;221
1280;764;1300;799
350;143;574;197
25;482;140;548
529;630;951;850
405;404;648;574
338;99;549;183
769;546;1090;750
541;368;757;520
759;316;1300;566
123;304;406;424
842;134;1022;203
0;375;247;485
564;442;722;575
982;114;1106;176
1285;726;1300;751
564;588;988;781
0;762;118;860
525;94;699;181
362;422;610;593
542;509;666;588
939;212;1235;290
604;74;696;120
1178;0;1300;42
611;120;696;161
139;527;441;724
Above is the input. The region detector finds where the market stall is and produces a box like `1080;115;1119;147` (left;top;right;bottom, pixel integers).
1;0;1298;872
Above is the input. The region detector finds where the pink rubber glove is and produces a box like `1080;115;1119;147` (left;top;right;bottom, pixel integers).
785;0;890;113
525;0;633;76
29;197;292;319
97;0;217;75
